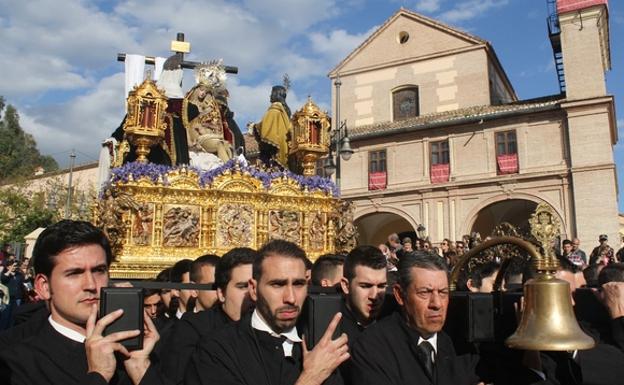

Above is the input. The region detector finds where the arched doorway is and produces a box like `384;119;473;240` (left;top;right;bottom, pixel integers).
355;212;415;246
470;199;538;238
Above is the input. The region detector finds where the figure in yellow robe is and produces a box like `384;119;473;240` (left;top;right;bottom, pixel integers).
252;86;293;169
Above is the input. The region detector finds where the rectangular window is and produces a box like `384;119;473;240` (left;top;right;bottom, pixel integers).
430;141;449;165
495;131;518;174
496;131;517;155
430;140;450;183
368;150;387;190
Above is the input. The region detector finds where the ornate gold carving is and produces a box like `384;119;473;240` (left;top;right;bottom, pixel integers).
290;97;331;176
131;203;154;246
269;210;301;244
123;78;169;163
97;166;343;278
309;212;326;251
162;205;200;247
217;204;254;247
529;203;561;271
334;200;358;253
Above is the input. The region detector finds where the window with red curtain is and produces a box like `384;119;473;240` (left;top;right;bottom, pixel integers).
430;141;450;183
369;150;387;190
496;131;518;174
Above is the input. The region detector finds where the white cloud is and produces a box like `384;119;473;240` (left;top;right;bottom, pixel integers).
19;73;126;164
415;0;443;13
309;26;377;72
438;0;508;24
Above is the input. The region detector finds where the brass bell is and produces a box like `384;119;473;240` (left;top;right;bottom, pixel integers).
506;273;595;351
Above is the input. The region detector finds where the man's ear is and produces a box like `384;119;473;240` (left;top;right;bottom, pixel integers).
340;277;350;295
466;279;479;293
34;273;51;300
393;283;405;307
217;287;226;303
249;278;258;302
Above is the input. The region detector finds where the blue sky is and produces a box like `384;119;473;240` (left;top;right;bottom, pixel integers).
1;0;622;208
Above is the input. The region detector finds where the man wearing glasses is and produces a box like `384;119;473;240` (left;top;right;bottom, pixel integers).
348;251;482;385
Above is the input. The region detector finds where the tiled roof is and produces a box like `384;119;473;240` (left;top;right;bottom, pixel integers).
349;98;564;140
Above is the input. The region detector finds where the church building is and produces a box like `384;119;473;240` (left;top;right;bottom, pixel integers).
328;0;619;247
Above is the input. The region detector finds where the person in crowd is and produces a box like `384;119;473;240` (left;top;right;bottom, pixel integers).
440;238;457;269
422;239;433;253
388;233;402;253
164;247;257;384
186;239;348;385
379;244;398;273
170;259;195;318
0;259;25;330
590;234;615;265
339;246;387;347
156;267;176;319
572;237;588;265
143;287;164;321
190;254;220;312
402;238;414;253
349;251;481;385
0;220;165;385
466;261;500;293
597;263;624;353
311;254;345;288
455;241;466;257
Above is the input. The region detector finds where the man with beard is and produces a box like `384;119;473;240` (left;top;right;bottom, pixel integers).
187;239;348;385
348;251;481;385
339;246;387;347
163;248;257;384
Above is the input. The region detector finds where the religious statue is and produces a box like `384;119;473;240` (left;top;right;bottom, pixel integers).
250;84;293;169
334;201;358;253
183;61;234;166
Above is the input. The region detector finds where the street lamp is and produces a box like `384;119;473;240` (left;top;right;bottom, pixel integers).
324;76;353;189
417;224;427;240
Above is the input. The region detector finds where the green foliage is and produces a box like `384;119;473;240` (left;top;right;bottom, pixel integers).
0;96;59;183
0;186;57;244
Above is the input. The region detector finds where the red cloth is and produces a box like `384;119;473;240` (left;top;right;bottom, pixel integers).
430;164;450;183
369;171;387;190
497;153;519;174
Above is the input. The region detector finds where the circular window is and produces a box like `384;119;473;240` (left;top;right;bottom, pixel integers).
398;31;409;44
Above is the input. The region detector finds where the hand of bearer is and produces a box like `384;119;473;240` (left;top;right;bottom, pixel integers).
85;305;140;382
297;312;349;385
124;310;160;385
601;282;624;319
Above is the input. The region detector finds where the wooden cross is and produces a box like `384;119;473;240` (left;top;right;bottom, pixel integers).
117;32;238;74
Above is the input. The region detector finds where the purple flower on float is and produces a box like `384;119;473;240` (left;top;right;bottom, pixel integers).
109;159;338;196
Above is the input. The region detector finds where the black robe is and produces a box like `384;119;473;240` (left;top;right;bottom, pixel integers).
0;320;169;385
186;312;343;385
162;306;233;384
0;302;48;353
348;311;481;385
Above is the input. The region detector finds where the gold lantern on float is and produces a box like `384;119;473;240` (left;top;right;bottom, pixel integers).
123;77;168;163
290;96;331;176
449;203;595;351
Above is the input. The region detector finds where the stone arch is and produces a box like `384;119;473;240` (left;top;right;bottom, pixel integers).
354;207;417;246
461;193;567;239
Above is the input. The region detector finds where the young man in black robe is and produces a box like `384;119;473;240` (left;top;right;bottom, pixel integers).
186;239;349;385
338;245;387;347
0;220;168;385
163;247;258;384
348;251;482;385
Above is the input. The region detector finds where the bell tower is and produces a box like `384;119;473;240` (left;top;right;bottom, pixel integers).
555;0;619;246
557;0;611;100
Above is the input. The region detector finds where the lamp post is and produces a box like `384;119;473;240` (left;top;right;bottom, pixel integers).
64;150;76;219
324;76;353;190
